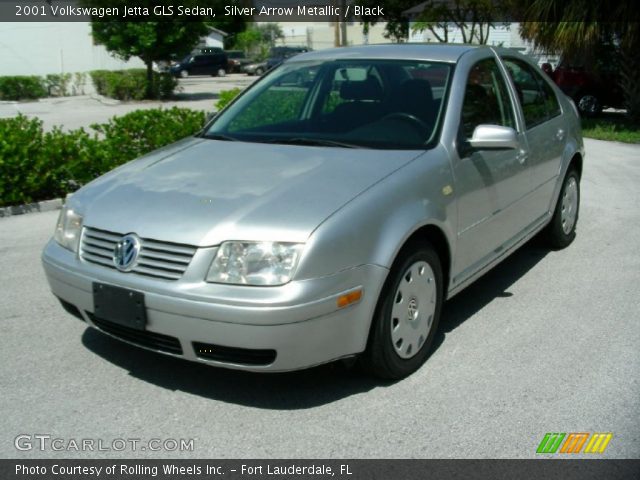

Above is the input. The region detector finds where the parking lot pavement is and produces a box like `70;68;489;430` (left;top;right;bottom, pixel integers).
1;138;638;459
0;74;256;131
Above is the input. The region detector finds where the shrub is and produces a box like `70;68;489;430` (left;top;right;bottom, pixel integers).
216;88;242;111
0;108;206;207
92;107;206;162
90;69;178;101
44;73;72;97
0;76;47;100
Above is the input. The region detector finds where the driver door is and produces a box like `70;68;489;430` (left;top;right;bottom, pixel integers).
453;57;534;282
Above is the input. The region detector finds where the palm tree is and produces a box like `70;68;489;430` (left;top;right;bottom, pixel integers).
517;0;640;121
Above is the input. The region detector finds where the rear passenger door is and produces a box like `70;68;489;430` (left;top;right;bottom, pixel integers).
502;57;566;215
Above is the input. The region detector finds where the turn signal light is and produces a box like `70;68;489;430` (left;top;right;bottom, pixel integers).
337;289;363;308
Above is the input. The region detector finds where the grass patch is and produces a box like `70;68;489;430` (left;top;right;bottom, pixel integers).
582;113;640;143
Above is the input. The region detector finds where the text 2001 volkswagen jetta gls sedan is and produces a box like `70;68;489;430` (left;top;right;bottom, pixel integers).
43;45;583;379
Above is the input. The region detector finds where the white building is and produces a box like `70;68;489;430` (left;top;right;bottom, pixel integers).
0;23;228;78
274;22;391;50
408;22;529;51
0;22;144;77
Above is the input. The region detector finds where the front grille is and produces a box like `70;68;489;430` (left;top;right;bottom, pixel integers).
88;313;183;355
193;341;276;366
81;227;197;280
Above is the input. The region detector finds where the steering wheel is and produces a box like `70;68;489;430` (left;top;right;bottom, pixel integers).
380;113;430;134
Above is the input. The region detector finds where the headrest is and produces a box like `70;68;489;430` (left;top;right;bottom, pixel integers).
340;77;384;101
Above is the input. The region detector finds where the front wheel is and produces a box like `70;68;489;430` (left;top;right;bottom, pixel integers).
544;168;580;249
217;68;226;77
362;241;444;379
179;69;189;78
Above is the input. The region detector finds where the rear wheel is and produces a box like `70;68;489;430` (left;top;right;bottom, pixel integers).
256;67;264;76
217;68;226;77
544;168;580;249
362;241;443;379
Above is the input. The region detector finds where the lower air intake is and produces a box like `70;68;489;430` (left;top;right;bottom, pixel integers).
88;313;183;355
193;341;276;366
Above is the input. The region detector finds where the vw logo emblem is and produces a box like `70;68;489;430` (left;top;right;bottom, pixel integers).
407;297;419;321
113;234;141;272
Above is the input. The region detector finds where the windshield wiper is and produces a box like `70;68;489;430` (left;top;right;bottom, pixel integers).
201;133;238;142
264;137;362;149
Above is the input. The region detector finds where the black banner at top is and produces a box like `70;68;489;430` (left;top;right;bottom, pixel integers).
2;0;640;22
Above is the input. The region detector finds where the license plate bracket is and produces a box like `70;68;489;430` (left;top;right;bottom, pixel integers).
92;283;146;331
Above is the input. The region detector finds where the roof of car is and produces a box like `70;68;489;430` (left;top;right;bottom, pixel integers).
289;43;485;63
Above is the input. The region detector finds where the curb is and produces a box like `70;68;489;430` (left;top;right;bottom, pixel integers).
0;198;63;218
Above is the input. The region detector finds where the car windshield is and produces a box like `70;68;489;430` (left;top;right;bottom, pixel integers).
204;59;452;149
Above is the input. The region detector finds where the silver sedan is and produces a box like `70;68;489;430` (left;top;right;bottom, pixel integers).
42;44;583;379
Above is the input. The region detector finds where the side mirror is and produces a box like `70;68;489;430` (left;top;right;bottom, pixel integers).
468;125;518;150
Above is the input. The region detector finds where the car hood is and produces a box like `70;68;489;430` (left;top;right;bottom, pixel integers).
71;138;421;247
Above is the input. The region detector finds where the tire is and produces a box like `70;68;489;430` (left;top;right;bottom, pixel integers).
544;168;580;249
577;93;602;117
362;241;444;380
217;68;226;77
255;67;264;76
179;70;188;78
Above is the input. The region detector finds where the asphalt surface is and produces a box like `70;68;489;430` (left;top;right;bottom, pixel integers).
1;138;638;459
0;75;256;131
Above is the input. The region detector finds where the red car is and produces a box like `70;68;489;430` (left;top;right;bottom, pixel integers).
542;61;624;116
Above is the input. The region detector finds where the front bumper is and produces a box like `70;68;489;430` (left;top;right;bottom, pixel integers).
42;239;388;372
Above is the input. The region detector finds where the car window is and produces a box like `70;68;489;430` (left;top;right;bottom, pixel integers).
503;58;560;128
207;59;453;150
227;67;319;132
461;58;516;139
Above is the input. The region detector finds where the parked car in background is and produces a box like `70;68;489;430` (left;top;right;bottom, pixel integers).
43;44;583;380
543;63;624;116
243;60;268;76
170;51;228;78
225;50;253;73
541;47;624;116
265;46;310;72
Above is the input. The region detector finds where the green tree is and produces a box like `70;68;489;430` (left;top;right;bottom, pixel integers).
411;0;509;44
359;0;414;42
233;24;284;58
80;0;242;98
515;0;640;121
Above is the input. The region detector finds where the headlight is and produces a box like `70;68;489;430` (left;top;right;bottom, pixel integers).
54;205;83;253
207;241;303;286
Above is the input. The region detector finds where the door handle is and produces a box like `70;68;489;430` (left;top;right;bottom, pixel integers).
516;150;528;164
556;129;566;141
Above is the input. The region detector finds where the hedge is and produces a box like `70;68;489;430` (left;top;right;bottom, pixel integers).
0;107;206;207
0;76;48;100
90;69;178;101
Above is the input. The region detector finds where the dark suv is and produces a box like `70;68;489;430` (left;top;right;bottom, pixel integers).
170;51;229;78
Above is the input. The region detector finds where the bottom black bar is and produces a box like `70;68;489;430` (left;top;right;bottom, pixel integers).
2;459;639;480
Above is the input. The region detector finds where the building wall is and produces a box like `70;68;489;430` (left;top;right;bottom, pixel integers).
408;22;530;50
274;22;391;50
0;22;144;77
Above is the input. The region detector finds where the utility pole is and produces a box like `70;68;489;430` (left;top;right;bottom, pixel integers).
333;0;340;47
340;0;348;46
